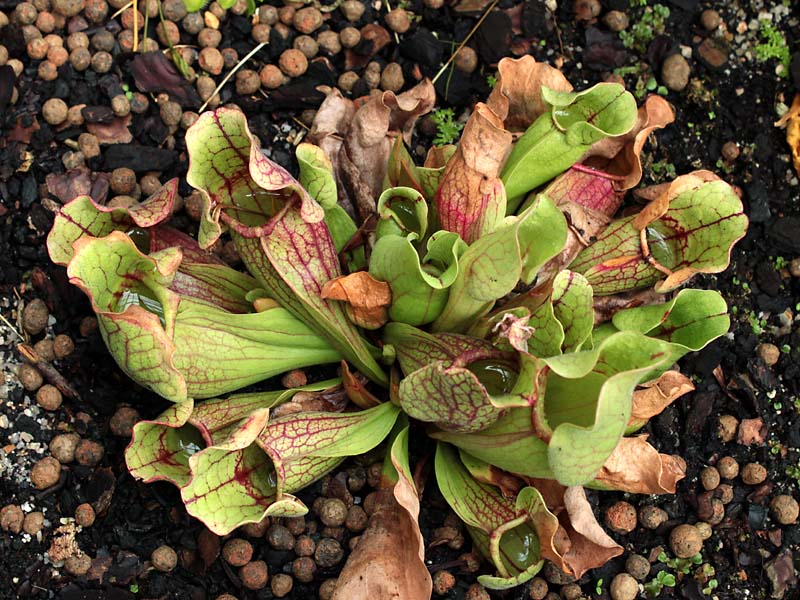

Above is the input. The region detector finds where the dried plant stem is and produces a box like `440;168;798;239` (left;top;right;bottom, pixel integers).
198;42;267;113
431;0;501;85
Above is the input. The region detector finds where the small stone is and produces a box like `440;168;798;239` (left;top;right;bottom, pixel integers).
251;22;271;42
638;505;668;530
152;545;178;572
610;573;638;600
344;505;368;532
74;439;104;467
669;524;703;558
110;167;136;194
314;537;343;568
28;38;49;60
156;20;180;46
625;554;650;581
572;0;600;20
293;34;319;59
279;49;308;77
700;9;721;31
543;561;576;585
721;141;739;162
661;54;690;92
465;583;490;600
23;298;49;335
257;4;278;24
529;576;549;600
789;258;800;278
1;505;24;533
319;579;337;600
62;150;85;170
319;498;347;528
53;334;75;359
109;406;140;437
80;316;98;337
198;47;224;75
338;70;359;92
697;37;727;69
31;456;61;489
271;573;293;597
605;501;637;534
140;175;163;197
385;8;411;34
235;69;261;94
294;535;316;557
75;503;96;527
757;343;780;366
340;0;364;22
294;6;322;34
222;538;253;567
34;339;55;362
742;462;767;485
770;495;799;525
17;363;43;391
130;93;149;114
162;0;186;21
717;414;738;442
65;553;92;576
67;105;86;127
91;51;113;73
433;570;455;595
292;556;316;583
51;0;84;17
716;483;734;504
23;511;45;535
317;30;341;55
603;10;629;32
260;64;286;89
84;0;107;22
278;5;294;25
454;46;478;73
50;433;80;463
15;2;38;24
91;29;115;52
281;369;307;388
240;517;269;538
695;521;712;540
160;101;183;127
198;27;222;48
182;12;204;34
267;524;295;550
339;26;360;48
36;385;62;411
108;195;136;209
700;466;720;491
561;583;582;600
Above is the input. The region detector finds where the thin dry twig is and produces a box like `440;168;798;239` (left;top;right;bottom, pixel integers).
199;42;268;113
431;0;501;84
18;343;81;400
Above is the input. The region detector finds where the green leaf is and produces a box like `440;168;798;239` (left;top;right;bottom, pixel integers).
430;408;552;479
67;231;341;402
370;231;467;326
258;402;401;497
609;288;729;360
435;443;543;588
185;108;387;385
538;330;675;485
432;196;567;333
501;83;637;205
570;180;748;295
375;187;429;240
126;400;199;487
296;143;358;254
182;0;206;12
47;179;178;265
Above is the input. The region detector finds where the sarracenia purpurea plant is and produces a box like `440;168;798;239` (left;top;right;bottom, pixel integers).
48;56;747;597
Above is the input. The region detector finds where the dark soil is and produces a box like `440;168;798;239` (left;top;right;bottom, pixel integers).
1;0;799;599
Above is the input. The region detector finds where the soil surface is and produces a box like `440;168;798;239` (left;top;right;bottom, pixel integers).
1;0;799;599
